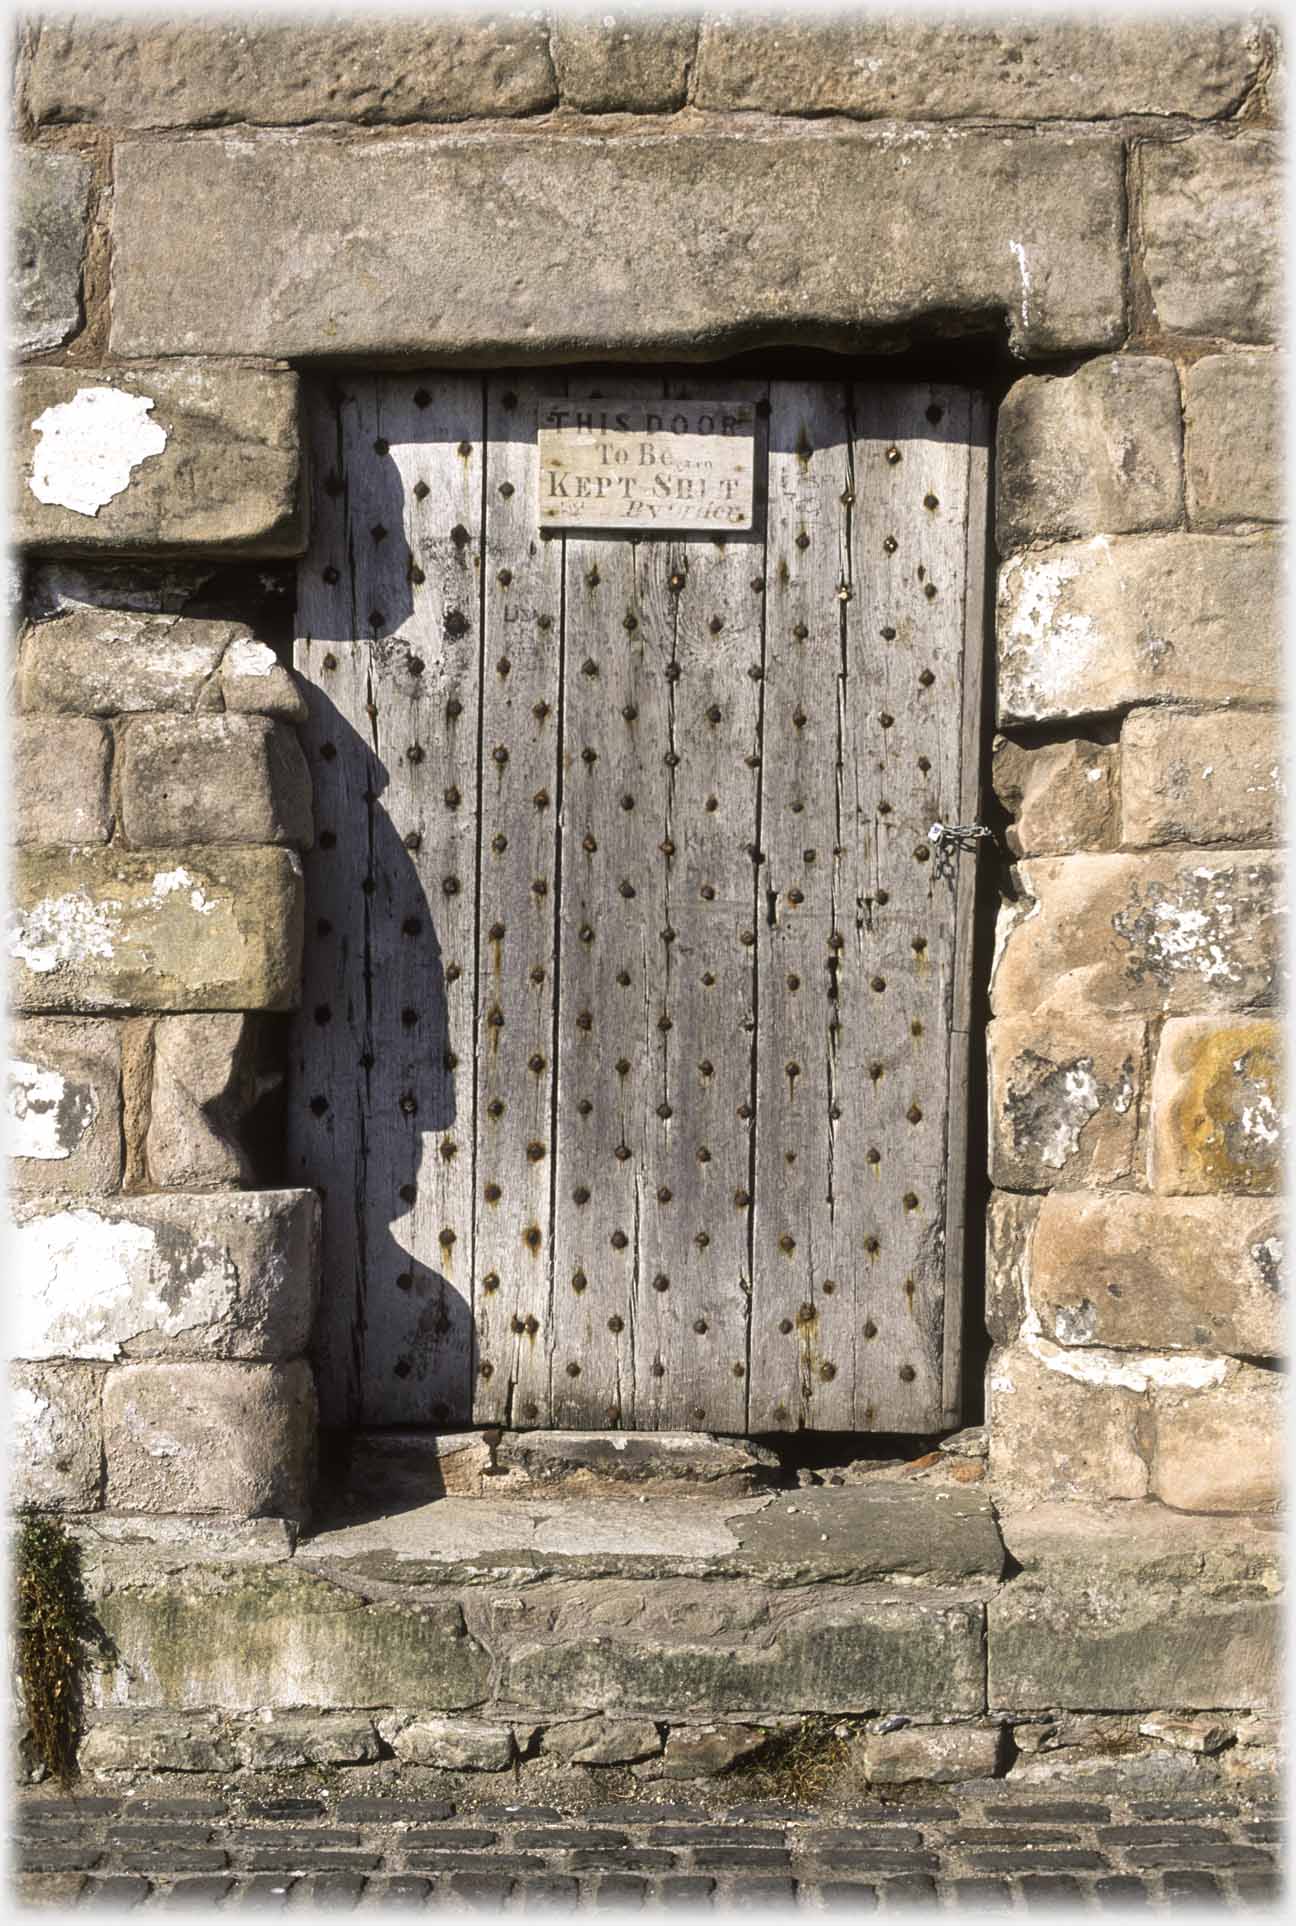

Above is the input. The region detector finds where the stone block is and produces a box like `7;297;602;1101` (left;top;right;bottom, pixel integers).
988;1015;1142;1191
9;846;305;1013
233;1714;380;1769
1141;135;1279;343
12;715;112;847
12;1188;319;1363
13;364;304;556
19;609;306;720
997;534;1279;725
386;1717;515;1770
9;1360;104;1511
79;1711;236;1774
691;18;1267;119
992;736;1118;858
1152;1362;1284;1512
985;1193;1041;1346
109;128;1125;361
91;1562;491;1711
552;12;696;111
1185;352;1282;526
1149;1014;1282;1196
1120;706;1282;848
119;715;313;848
996;357;1183;549
7;1015;123;1193
991;850;1281;1019
146;1014;255;1189
494;1429;779;1497
645;1725;769;1778
990;1501;1281;1712
988;1344;1150;1504
10;146;91;354
22;18;556;126
541;1716;664;1765
102;1359;317;1519
1028;1192;1282;1357
863;1723;1002;1785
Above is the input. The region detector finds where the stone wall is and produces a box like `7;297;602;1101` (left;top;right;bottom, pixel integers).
8;11;1284;1524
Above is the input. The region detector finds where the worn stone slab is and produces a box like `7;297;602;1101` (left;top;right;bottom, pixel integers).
21;18;556;126
643;1723;768;1777
297;1482;1004;1588
9;1359;104;1511
119;715;313;848
10;146;91;354
864;1724;1002;1785
13;715;112;847
991;1503;1281;1713
494;1430;779;1496
1185;352;1282;526
102;1359;317;1520
988;1014;1142;1191
552;11;696;112
90;1561;491;1711
1120;707;1283;848
991;850;1281;1018
385;1717;515;1771
78;1709;237;1774
991;736;1118;859
7;1015;123;1193
1141;134;1280;343
996;534;1280;724
9;846;305;1013
1149;1014;1282;1196
692;18;1268;119
540;1716;664;1765
109;127;1126;361
996;357;1183;549
988;1343;1150;1505
11;1188;319;1363
19;609;306;720
146;1014;255;1189
985;1193;1041;1348
1152;1361;1284;1512
1027;1191;1283;1357
13;364;304;555
233;1713;381;1769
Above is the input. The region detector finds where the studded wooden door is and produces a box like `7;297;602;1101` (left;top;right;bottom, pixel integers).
287;372;989;1433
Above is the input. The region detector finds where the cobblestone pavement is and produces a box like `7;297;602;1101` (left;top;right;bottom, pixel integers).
14;1788;1283;1911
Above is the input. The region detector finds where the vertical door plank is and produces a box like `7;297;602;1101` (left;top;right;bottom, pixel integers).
472;376;565;1426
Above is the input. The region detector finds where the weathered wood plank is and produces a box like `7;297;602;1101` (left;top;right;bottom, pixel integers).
472;376;565;1426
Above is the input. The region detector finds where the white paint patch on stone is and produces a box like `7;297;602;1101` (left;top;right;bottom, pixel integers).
8;888;119;974
7;1057;97;1159
1016;1257;1227;1390
29;387;168;516
1039;1064;1102;1169
998;550;1102;716
1009;239;1032;333
222;637;278;678
150;867;216;916
1241;1096;1280;1146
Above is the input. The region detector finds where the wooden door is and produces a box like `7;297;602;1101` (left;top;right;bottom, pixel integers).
287;372;988;1433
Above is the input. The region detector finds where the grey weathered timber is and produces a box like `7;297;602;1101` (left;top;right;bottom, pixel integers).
290;374;985;1430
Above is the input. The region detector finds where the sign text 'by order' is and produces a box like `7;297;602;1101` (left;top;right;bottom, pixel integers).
537;398;756;531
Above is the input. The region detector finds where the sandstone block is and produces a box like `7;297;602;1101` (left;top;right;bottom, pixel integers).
553;11;696;111
13;715;112;846
988;1343;1149;1504
102;1359;317;1519
7;1015;123;1193
92;1564;490;1711
1152;1361;1284;1512
646;1724;768;1778
109;129;1125;361
1149;1014;1282;1196
22;18;556;126
13;364;304;556
990;1501;1281;1712
1139;1713;1233;1755
9;1360;104;1511
541;1715;664;1765
119;714;313;848
9;846;305;1013
691;18;1266;119
863;1723;1002;1785
387;1717;515;1771
79;1711;236;1774
234;1714;380;1768
1028;1192;1282;1357
10;147;91;354
996;357;1183;549
1121;706;1282;849
997;534;1279;724
147;1013;255;1189
988;1015;1142;1191
993;735;1118;860
19;609;306;720
13;1188;319;1363
1141;135;1280;343
1185;352;1282;526
991;850;1281;1019
985;1193;1041;1346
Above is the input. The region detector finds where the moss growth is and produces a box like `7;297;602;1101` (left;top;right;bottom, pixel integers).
14;1506;103;1786
730;1714;870;1804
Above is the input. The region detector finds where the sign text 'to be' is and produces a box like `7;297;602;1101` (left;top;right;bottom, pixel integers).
537;398;756;532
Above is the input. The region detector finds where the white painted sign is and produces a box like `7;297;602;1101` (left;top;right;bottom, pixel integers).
538;398;756;531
